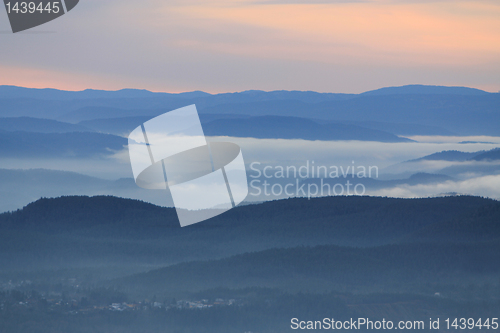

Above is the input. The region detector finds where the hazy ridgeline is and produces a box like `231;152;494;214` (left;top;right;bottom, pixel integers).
1;85;499;137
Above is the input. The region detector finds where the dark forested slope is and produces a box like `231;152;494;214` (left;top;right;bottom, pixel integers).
0;195;498;270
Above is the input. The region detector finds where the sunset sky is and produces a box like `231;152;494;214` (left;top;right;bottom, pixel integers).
1;0;499;93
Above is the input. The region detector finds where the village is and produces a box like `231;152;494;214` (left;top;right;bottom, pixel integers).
0;279;240;315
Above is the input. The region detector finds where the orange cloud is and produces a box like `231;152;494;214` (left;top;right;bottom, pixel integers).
160;0;500;66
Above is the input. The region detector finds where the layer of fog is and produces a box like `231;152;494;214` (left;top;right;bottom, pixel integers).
367;174;500;200
0;135;499;213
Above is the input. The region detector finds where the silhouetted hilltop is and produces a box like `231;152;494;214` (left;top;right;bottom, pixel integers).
361;84;489;96
407;150;480;162
471;148;500;161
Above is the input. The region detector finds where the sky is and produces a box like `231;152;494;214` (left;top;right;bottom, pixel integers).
0;0;499;93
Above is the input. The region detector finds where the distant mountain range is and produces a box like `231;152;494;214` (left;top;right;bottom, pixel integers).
384;148;500;178
407;149;500;163
0;114;411;143
1;84;498;136
0;85;210;101
0;117;92;133
401;147;500;164
80;115;454;137
202;116;411;142
198;94;500;136
0;84;488;100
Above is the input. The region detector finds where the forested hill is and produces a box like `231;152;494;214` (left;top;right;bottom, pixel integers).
0;194;499;302
0;196;178;231
1;195;499;242
0;196;500;243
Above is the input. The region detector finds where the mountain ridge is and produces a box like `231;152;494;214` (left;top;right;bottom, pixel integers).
0;84;491;100
0;117;92;133
113;241;500;295
1;195;498;245
361;84;490;96
0;131;127;158
403;148;500;163
1;85;498;136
